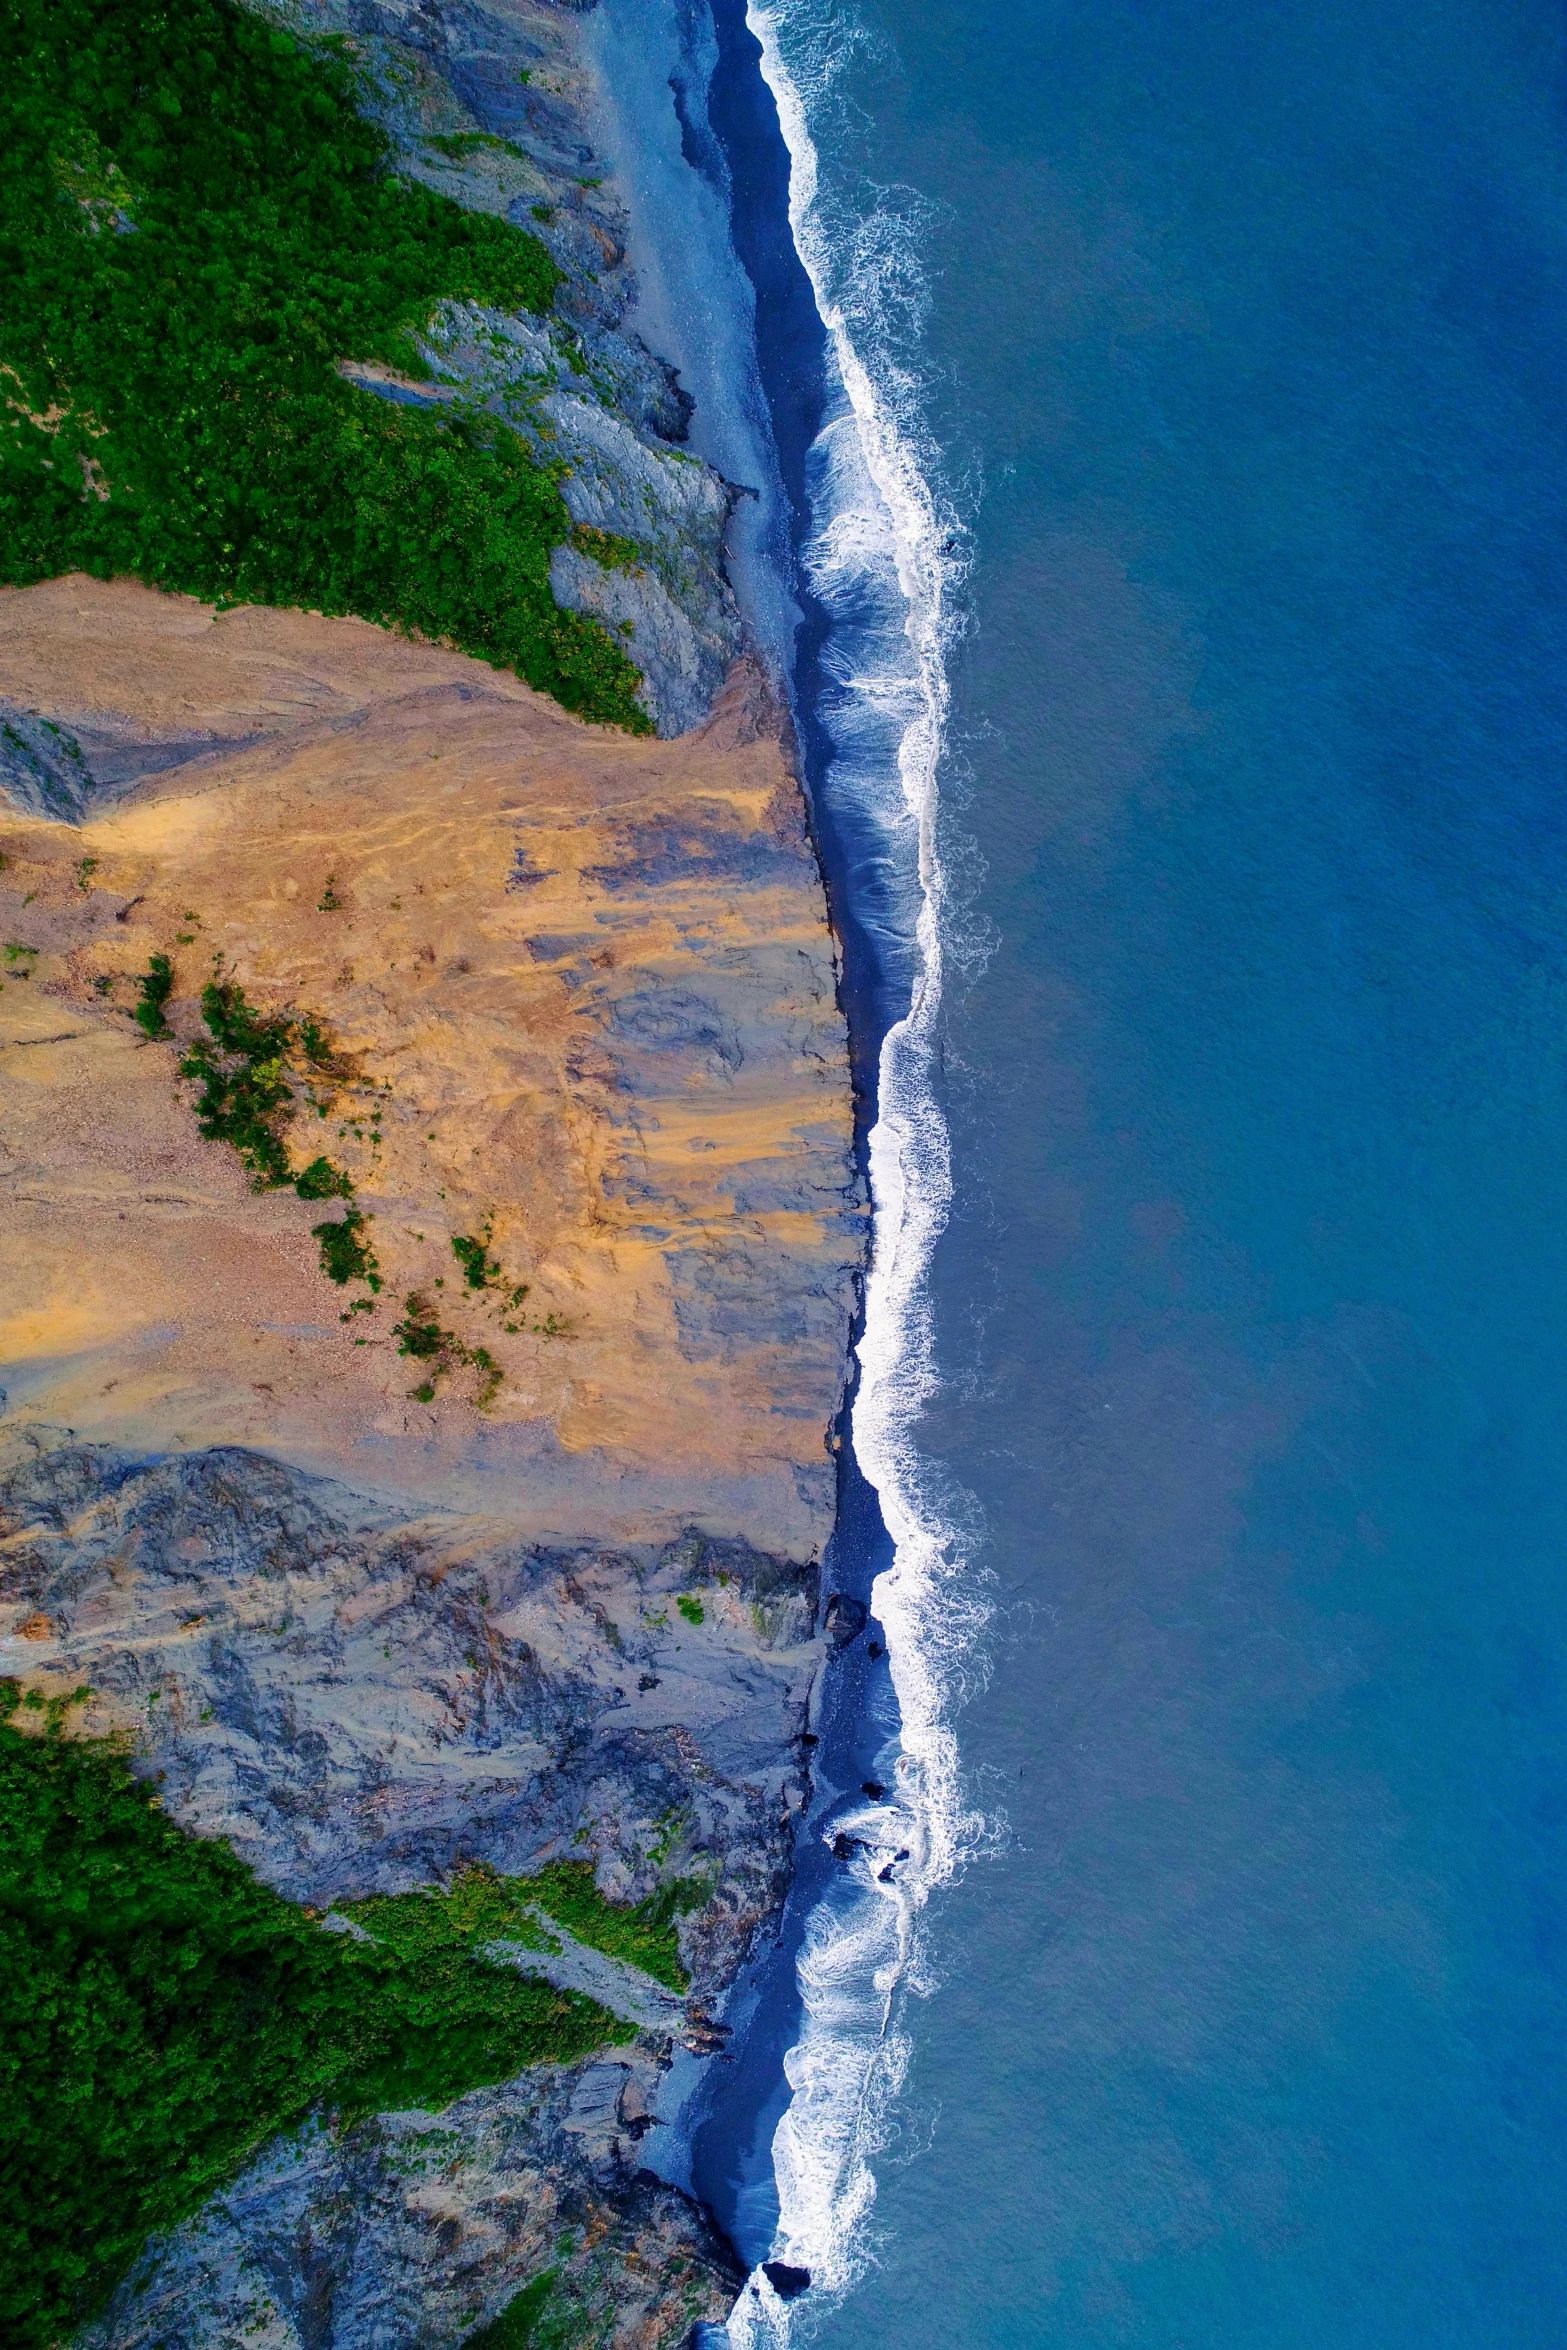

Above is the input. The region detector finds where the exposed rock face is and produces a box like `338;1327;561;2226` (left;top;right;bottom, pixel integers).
80;2051;744;2350
0;1432;815;1993
0;572;854;2338
0;7;853;2339
251;0;745;734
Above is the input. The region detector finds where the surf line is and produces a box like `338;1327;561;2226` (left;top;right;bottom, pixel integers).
727;1;974;2334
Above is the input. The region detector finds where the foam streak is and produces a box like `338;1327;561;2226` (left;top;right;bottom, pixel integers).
728;4;979;2336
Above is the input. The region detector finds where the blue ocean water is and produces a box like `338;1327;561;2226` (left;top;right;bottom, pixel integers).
615;0;1567;2334
758;0;1567;2342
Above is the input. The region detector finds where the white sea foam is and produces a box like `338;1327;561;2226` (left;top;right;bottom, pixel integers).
728;4;986;2338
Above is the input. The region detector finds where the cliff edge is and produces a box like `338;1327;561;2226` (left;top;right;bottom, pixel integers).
0;1;863;2343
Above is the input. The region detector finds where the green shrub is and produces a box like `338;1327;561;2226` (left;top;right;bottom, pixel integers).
131;949;173;1038
0;1692;626;2348
294;1153;353;1200
0;0;650;730
178;979;295;1187
393;1295;457;1361
452;1230;501;1288
314;1206;379;1287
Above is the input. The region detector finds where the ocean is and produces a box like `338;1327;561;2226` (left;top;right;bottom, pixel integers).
615;0;1567;2341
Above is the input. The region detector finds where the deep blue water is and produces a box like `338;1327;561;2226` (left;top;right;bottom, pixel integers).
775;0;1567;2341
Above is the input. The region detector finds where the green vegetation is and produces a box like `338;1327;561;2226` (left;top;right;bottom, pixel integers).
392;1295;516;1407
314;1205;380;1288
132;952;174;1034
423;130;526;164
568;522;645;574
0;1691;626;2349
676;1593;705;1628
466;2270;565;2350
168;974;380;1289
452;1227;502;1288
294;1152;354;1200
0;0;650;730
298;1013;335;1067
394;1293;461;1368
522;1860;708;1994
451;1229;568;1342
395;1290;492;1400
180;977;294;1186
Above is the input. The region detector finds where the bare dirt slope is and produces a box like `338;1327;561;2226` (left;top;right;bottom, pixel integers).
0;576;862;1560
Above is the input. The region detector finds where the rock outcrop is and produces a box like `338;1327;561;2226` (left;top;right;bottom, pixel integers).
0;1433;817;1990
79;2051;744;2350
252;0;746;735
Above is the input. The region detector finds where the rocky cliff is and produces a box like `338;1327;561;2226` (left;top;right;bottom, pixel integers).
251;0;748;737
0;567;858;2343
0;2;862;2341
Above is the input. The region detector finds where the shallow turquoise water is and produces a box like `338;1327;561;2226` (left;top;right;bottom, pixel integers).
797;0;1567;2340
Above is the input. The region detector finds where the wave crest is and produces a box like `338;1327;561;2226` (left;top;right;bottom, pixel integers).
728;2;990;2337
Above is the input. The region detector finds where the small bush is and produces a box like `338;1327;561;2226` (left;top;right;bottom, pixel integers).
179;980;295;1187
452;1230;501;1289
298;1016;336;1068
294;1155;353;1200
393;1296;455;1361
314;1209;379;1288
132;951;173;1039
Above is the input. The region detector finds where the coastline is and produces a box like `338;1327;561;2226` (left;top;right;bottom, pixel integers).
0;3;868;2343
0;0;966;2337
646;2;974;2333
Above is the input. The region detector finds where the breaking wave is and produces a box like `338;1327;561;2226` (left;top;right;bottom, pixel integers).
727;2;989;2336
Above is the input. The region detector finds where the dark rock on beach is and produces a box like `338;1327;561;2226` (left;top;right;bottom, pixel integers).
824;1592;869;1645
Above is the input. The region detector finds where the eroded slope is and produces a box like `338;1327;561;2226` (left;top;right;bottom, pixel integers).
0;576;861;1558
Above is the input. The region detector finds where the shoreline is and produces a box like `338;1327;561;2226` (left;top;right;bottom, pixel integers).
644;0;969;2331
0;3;868;2340
0;0;964;2335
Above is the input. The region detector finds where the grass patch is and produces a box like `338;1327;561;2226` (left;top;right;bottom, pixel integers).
0;1693;627;2350
568;522;644;574
0;0;650;731
466;2270;563;2350
423;131;526;164
522;1861;709;1994
676;1594;705;1628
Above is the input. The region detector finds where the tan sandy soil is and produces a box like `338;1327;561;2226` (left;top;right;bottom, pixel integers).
0;577;861;1556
